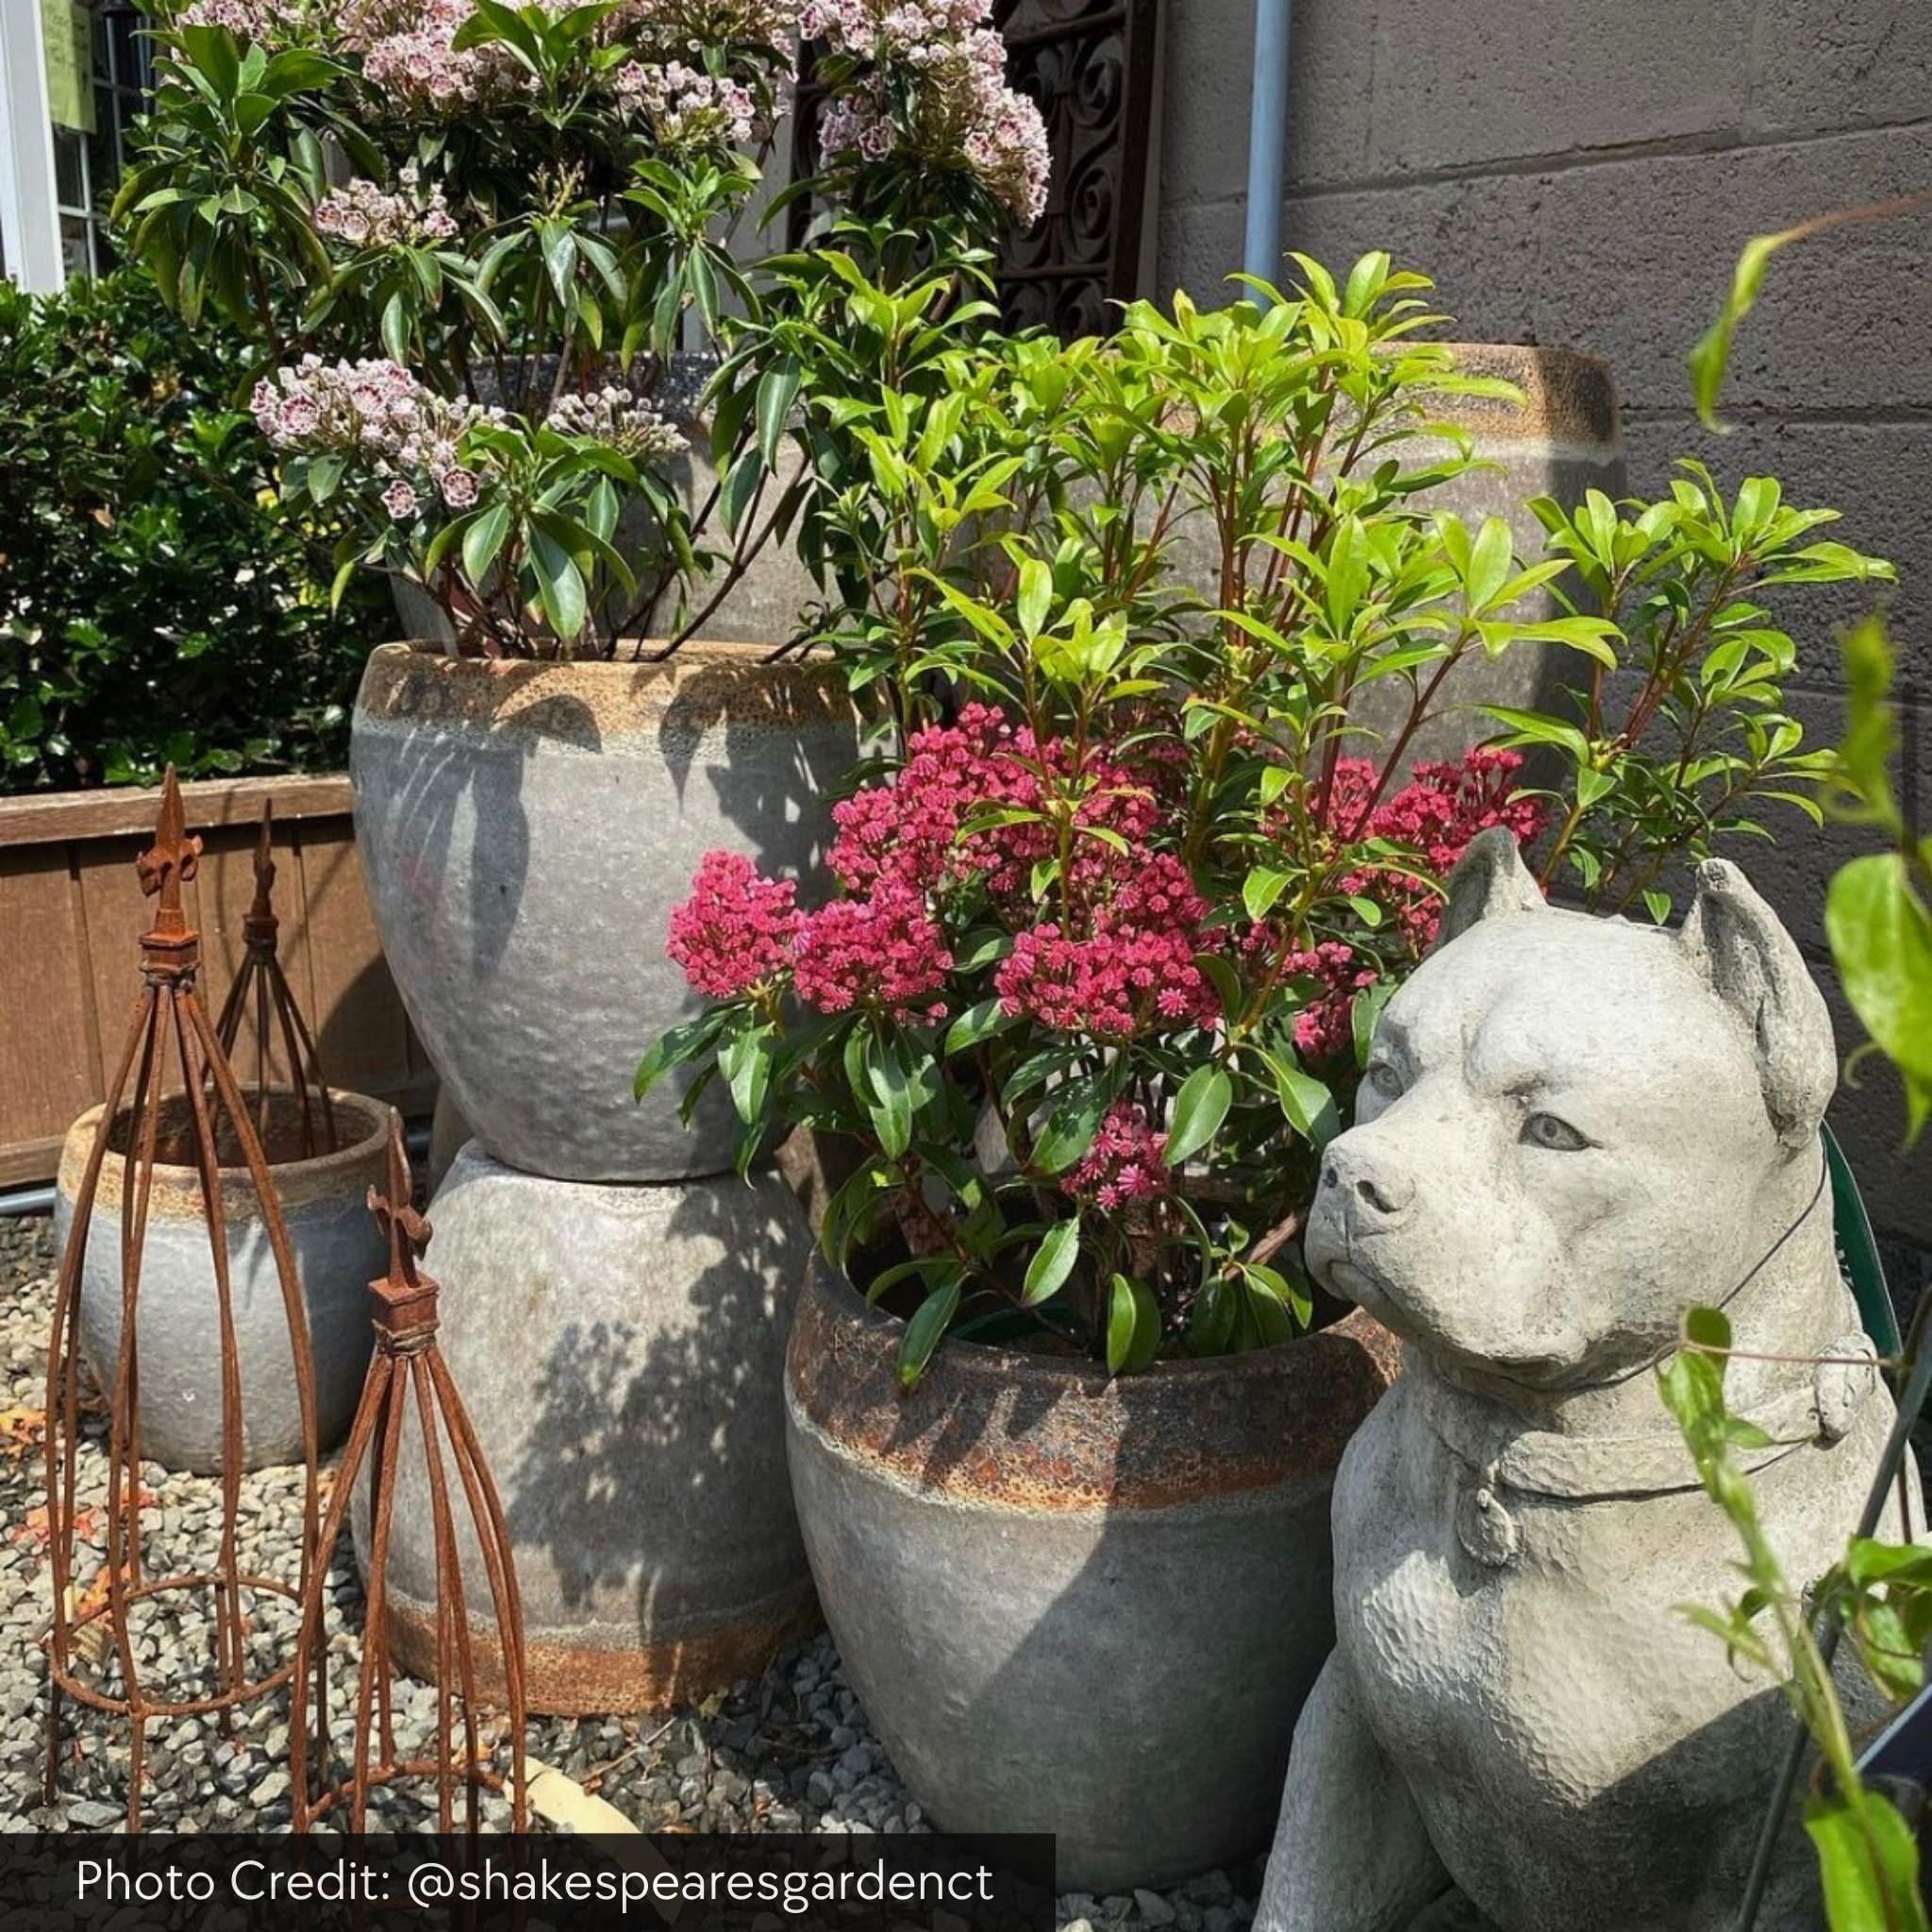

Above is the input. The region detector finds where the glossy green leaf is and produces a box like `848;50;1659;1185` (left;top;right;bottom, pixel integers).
1165;1065;1232;1168
1023;1218;1081;1307
897;1279;962;1391
1105;1273;1161;1376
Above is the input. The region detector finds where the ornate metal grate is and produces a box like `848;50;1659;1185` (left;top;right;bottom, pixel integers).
787;0;1161;339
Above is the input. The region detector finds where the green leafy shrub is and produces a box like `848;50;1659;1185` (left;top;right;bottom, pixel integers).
650;254;1881;1379
0;268;387;791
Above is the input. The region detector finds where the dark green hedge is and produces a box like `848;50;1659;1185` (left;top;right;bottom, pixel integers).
0;269;389;793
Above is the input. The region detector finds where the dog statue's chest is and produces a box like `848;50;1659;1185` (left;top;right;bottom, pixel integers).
1329;1377;1783;1924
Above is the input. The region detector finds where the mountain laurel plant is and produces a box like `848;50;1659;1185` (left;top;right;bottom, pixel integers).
641;254;1885;1381
116;0;1046;656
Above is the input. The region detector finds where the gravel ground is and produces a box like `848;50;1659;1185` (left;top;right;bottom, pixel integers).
0;1212;1260;1932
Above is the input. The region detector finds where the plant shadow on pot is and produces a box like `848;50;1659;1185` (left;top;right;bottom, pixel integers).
786;1260;1399;1894
350;645;857;1181
371;1143;818;1714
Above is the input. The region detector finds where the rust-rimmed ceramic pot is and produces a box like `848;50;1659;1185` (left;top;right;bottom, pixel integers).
349;641;856;1183
784;1259;1402;1891
55;1090;395;1472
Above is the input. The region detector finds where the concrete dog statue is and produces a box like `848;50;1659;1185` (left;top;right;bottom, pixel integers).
1255;828;1912;1932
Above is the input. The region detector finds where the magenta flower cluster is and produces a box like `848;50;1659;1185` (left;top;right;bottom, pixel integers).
802;0;1051;224
791;882;954;1020
1328;747;1545;951
1068;1102;1172;1211
1238;746;1548;1061
666;852;802;998
667;858;952;1020
994;854;1218;1042
670;713;1544;1078
668;702;1214;1041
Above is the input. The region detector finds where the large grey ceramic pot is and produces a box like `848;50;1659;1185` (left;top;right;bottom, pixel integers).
1356;343;1624;771
350;641;856;1182
54;1090;393;1473
784;1262;1402;1892
364;1141;819;1714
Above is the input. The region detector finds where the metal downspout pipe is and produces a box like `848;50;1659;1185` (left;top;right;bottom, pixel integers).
1242;0;1293;286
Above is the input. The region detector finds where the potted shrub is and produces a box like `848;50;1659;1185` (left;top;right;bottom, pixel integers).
648;257;1890;1885
118;0;1049;1180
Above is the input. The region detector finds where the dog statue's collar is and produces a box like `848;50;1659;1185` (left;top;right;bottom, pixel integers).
1414;1337;1880;1510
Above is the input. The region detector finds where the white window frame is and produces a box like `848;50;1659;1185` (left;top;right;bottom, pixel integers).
0;0;65;290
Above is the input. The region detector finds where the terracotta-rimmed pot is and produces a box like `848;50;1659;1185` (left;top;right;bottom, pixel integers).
349;641;857;1184
54;1090;395;1473
784;1260;1401;1891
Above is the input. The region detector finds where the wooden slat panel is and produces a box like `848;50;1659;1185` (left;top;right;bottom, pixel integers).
0;1133;70;1191
0;773;354;848
291;817;411;1099
0;848;100;1155
1;776;436;1190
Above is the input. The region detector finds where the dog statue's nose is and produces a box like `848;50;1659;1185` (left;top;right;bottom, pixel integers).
1321;1152;1414;1222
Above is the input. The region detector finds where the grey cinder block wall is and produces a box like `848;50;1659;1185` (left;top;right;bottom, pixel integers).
1153;0;1931;1273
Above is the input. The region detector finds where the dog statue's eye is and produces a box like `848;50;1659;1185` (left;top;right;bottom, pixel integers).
1366;1059;1403;1100
1522;1111;1591;1153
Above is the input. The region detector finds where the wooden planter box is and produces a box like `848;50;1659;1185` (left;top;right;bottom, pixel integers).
0;773;435;1190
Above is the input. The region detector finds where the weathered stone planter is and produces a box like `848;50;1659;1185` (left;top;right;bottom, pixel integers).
55;1090;394;1473
366;1141;819;1713
1361;343;1625;771
349;641;856;1183
784;1261;1402;1891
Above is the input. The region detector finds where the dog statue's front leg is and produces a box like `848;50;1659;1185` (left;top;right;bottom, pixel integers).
1255;1652;1449;1932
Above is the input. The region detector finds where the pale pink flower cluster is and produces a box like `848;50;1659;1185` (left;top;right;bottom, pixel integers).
544;387;689;462
612;58;760;147
175;0;292;38
251;357;499;516
313;175;458;250
803;0;1049;224
608;0;802;54
344;0;530;111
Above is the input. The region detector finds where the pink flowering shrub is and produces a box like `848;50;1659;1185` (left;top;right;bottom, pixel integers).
128;0;1050;656
804;0;1050;225
648;693;1543;1379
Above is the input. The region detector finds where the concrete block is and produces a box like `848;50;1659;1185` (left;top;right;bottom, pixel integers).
1532;127;1932;413
1749;0;1932;138
1277;171;1549;341
1158;0;1381;207
1363;0;1754;177
1155;194;1246;304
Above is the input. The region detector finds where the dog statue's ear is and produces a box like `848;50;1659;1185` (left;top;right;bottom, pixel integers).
1431;827;1546;953
1677;858;1836;1152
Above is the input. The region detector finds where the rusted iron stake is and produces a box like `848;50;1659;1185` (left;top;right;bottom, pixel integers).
42;767;323;1830
210;800;339;1159
291;1116;528;1833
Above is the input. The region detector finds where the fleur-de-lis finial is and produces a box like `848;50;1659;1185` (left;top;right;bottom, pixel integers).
135;765;202;955
243;799;279;949
368;1114;433;1295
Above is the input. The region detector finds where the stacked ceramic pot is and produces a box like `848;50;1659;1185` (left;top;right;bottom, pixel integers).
349;641;855;1711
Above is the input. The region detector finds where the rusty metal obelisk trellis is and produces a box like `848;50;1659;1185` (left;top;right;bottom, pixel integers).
211;801;339;1159
291;1116;528;1832
42;767;322;1829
